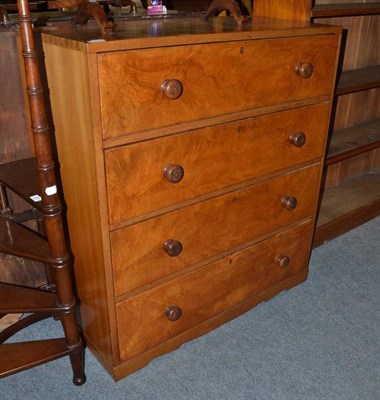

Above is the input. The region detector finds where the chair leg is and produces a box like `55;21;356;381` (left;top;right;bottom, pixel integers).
69;345;86;386
53;248;86;384
59;309;86;385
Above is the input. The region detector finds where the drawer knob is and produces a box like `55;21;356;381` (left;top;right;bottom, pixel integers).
295;62;313;79
289;132;306;148
275;255;291;269
161;79;183;99
164;239;183;257
165;305;182;321
282;196;298;211
163;164;184;184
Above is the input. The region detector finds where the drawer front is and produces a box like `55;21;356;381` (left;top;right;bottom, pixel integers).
106;103;329;225
116;221;313;361
98;35;338;139
111;164;320;297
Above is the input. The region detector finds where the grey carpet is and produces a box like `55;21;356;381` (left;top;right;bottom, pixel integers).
2;217;379;400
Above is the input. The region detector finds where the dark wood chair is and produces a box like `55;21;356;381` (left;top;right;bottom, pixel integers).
0;0;86;385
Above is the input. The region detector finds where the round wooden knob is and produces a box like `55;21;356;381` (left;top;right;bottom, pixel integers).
289;132;306;148
295;62;314;79
282;196;298;211
163;164;184;184
163;239;183;257
275;255;291;269
165;305;182;321
161;79;183;99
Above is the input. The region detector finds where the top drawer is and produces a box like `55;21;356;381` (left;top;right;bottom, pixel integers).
98;35;338;140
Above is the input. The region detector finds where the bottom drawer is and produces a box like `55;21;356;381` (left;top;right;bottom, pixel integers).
116;220;313;361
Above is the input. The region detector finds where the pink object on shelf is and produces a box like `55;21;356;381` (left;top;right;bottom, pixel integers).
147;5;164;14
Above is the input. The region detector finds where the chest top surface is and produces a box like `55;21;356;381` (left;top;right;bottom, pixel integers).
40;16;342;53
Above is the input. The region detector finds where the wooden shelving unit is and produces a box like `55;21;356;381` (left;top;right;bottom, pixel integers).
312;1;380;245
254;0;380;246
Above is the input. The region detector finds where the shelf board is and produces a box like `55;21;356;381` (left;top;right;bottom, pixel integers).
336;66;380;95
326;119;380;165
0;158;43;212
0;215;54;265
312;2;380;18
0;283;60;314
314;171;380;247
0;338;71;378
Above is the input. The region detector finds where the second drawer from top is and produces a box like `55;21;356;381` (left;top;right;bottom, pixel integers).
105;103;330;225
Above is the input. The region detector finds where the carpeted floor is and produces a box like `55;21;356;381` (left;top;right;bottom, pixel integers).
1;217;379;400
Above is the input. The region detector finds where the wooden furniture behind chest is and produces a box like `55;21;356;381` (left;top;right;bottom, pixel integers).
40;16;341;380
255;0;380;245
0;25;45;288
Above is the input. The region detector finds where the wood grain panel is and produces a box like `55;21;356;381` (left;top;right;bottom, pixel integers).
106;103;330;224
98;35;338;139
116;220;313;361
333;88;380;131
363;15;380;66
42;42;114;363
253;0;312;21
316;15;380;70
111;164;320;296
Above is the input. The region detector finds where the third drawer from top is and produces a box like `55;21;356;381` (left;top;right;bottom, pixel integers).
111;163;320;297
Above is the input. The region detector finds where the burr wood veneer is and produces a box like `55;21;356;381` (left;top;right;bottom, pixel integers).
40;16;341;380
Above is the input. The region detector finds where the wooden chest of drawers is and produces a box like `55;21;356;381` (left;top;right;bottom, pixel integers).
40;17;341;380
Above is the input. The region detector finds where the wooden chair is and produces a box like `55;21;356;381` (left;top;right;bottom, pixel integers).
0;0;86;385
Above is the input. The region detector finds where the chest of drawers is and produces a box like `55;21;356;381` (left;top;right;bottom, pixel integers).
40;17;341;380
